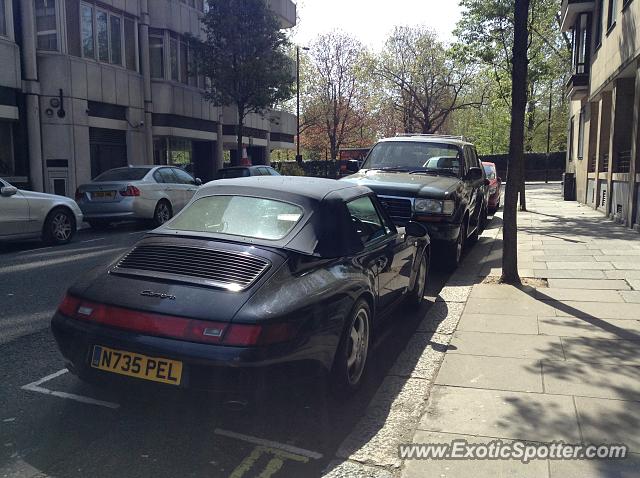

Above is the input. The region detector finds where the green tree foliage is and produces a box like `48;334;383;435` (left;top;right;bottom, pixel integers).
195;0;294;165
454;0;571;154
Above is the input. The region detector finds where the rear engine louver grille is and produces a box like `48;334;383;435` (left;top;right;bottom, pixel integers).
111;244;270;291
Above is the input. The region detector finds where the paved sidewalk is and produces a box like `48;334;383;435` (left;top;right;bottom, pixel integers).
402;183;640;477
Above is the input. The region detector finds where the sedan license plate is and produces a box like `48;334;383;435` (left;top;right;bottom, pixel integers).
90;345;182;386
91;191;115;200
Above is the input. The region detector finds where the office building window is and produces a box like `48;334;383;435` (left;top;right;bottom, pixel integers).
36;0;58;51
170;34;179;81
0;122;13;176
81;3;94;58
96;10;109;62
0;0;6;36
124;17;136;71
595;0;604;46
180;40;188;85
607;0;618;29
110;15;122;65
149;31;164;79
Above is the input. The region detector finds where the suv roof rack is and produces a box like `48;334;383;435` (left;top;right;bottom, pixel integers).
394;133;467;141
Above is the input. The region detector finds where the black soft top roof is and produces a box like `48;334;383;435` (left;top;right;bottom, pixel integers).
153;176;377;257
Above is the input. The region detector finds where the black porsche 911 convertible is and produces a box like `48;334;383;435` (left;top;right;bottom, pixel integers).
51;176;430;394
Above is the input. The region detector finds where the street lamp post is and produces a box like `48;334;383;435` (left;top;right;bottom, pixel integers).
296;46;309;165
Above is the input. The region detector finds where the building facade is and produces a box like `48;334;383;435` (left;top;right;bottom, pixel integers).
0;0;296;197
562;0;640;230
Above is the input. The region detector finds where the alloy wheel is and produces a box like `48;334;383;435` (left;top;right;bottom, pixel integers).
155;203;171;224
346;307;370;385
52;212;72;242
416;254;428;300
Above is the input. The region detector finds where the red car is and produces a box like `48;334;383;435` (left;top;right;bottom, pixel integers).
482;162;502;214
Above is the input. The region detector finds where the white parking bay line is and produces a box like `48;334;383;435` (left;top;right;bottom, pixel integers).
21;368;120;409
214;428;323;460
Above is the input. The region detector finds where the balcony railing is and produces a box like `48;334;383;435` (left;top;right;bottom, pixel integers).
589;154;597;172
616;150;632;173
602;153;609;172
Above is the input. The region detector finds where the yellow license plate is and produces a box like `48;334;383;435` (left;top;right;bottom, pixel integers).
92;191;115;199
90;345;183;386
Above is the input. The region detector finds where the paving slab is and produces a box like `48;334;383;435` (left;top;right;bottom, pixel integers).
402;431;549;478
546;279;630;290
535;287;624;303
542;360;640;401
534;269;606;279
549;453;640;478
560;337;640;365
596;255;640;262
537;316;640;340
534;255;599;262
463;297;559;317
575;396;640;453
418;386;581;443
600;249;640;255
436;354;543;393
605;270;640;279
457;313;539;335
611;262;640;270
620;291;640;303
449;331;564;360
552;301;640;320
628;279;640;290
545;262;614;270
323;461;393;478
539;249;603;256
470;284;536;300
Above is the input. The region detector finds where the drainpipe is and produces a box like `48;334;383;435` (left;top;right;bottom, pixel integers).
20;0;43;191
139;0;153;164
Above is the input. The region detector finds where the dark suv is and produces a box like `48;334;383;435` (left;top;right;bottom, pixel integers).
341;135;489;269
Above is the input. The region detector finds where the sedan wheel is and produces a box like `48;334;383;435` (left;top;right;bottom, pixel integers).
408;251;429;308
44;208;74;245
153;201;172;226
332;299;371;394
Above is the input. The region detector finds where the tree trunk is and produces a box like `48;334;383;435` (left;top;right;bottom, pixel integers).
501;0;530;285
234;106;244;167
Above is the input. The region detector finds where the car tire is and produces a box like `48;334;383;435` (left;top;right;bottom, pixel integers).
478;203;488;233
331;298;372;395
407;249;429;309
43;207;75;245
152;200;173;227
444;219;466;271
88;220;110;230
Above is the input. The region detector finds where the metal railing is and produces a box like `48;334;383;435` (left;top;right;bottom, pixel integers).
601;153;609;172
588;154;596;172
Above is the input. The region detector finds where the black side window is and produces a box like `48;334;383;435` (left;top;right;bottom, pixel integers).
346;196;388;245
463;147;474;175
158;168;178;183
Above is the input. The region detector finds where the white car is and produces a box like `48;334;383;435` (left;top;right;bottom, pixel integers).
75;166;201;229
0;178;84;245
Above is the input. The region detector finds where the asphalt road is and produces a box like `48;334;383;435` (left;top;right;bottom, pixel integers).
0;223;452;478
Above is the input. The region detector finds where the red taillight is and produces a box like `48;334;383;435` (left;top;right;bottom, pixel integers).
58;294;81;317
223;324;263;346
120;185;140;197
223;323;299;346
75;189;83;201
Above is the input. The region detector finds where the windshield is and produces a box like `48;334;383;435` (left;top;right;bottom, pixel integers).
363;141;463;176
94;168;149;181
218;168;250;179
168;195;304;240
483;164;497;180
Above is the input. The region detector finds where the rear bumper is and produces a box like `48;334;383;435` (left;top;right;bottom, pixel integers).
79;197;156;221
51;313;328;392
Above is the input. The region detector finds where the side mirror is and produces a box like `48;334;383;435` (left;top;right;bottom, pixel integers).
1;186;18;197
405;221;428;238
466;167;483;181
194;178;203;185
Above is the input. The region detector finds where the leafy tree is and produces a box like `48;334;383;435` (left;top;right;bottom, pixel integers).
376;27;484;134
195;0;294;165
502;0;530;285
303;31;369;160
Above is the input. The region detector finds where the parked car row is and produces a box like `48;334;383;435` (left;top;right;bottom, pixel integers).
46;134;501;398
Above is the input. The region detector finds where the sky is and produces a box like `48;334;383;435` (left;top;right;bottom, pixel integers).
292;0;463;50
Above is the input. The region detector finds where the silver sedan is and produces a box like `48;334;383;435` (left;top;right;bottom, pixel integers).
76;166;201;229
0;178;84;245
